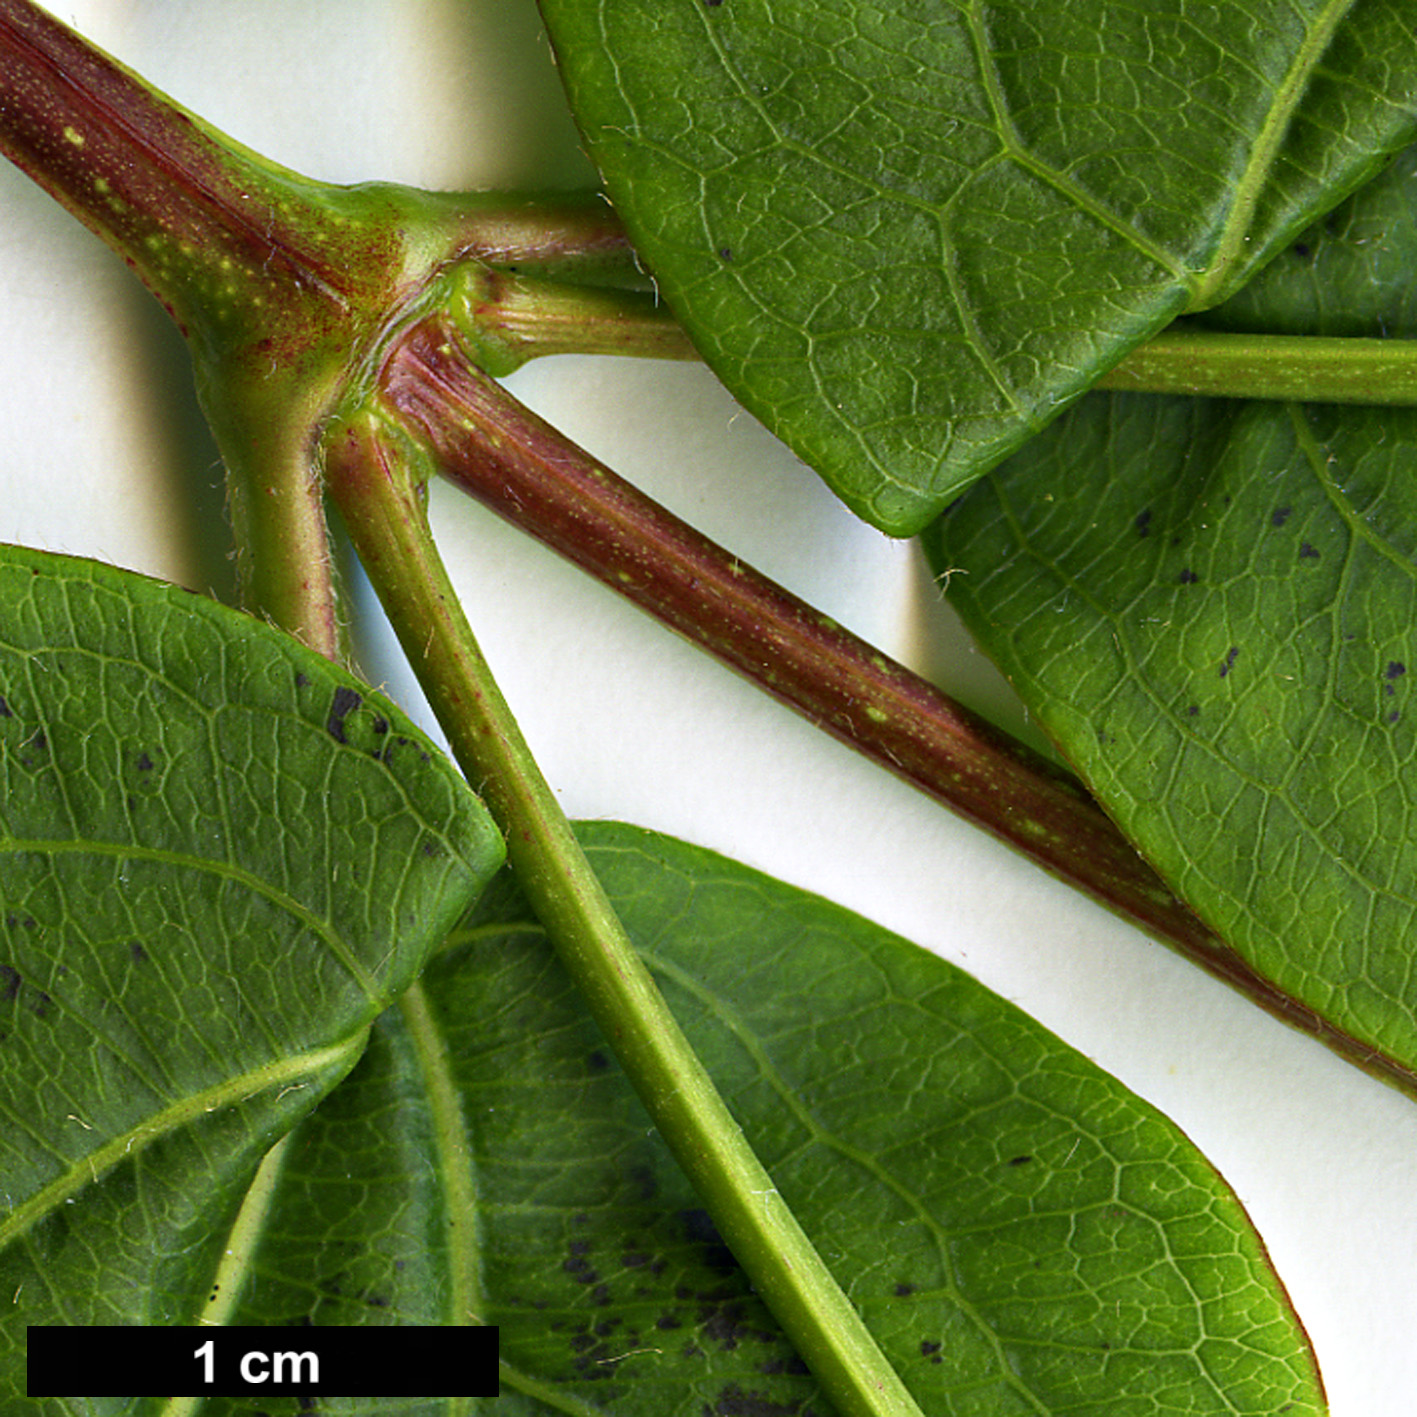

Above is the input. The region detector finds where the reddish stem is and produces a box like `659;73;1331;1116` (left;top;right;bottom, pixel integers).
377;314;1417;1096
0;0;349;330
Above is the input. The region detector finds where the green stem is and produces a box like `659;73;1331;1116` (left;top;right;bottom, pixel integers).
432;258;1417;412
378;314;1416;1092
432;188;649;284
1100;327;1417;404
324;404;926;1417
446;264;697;375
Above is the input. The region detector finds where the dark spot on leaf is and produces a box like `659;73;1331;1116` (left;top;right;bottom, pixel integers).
1178;568;1198;584
1187;705;1200;717
622;1251;649;1269
656;1313;682;1330
0;696;10;718
130;943;147;963
1299;542;1320;559
1008;1155;1033;1166
893;1282;915;1296
136;751;154;772
592;1283;612;1306
758;1355;810;1378
1134;508;1152;537
1220;647;1239;678
719;246;733;260
701;1308;743;1351
1271;506;1292;527
712;1385;806;1417
681;1208;737;1273
1389;710;1400;723
588;1049;611;1072
920;1340;941;1357
1387;662;1406;681
28;990;53;1019
629;1163;657;1201
0;965;19;1002
326;686;363;743
570;1239;592;1256
1292;242;1312;258
295;672;310;688
594;1318;623;1337
372;715;389;735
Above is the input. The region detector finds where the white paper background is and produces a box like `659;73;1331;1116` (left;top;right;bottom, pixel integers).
2;3;1413;1411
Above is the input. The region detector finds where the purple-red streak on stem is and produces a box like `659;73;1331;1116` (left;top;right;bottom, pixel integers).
379;314;1417;1095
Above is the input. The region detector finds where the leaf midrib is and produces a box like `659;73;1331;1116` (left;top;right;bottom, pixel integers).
400;978;485;1333
0;833;383;1003
1190;0;1362;306
0;1034;363;1254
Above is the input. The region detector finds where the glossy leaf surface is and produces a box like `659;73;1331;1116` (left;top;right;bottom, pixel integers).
539;0;1417;534
0;546;504;1397
183;825;1321;1417
924;144;1417;1089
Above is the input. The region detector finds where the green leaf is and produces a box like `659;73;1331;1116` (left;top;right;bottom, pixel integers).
1193;141;1417;341
538;0;1417;534
922;139;1417;1090
191;824;1321;1417
0;546;504;1387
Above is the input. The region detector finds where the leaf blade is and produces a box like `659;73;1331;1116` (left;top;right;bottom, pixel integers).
924;393;1417;1084
0;545;503;1389
923;136;1417;1092
539;0;1417;533
209;824;1325;1417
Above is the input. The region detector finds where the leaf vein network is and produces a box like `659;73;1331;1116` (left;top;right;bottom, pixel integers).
643;944;1057;1417
988;477;1417;922
0;835;383;1003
